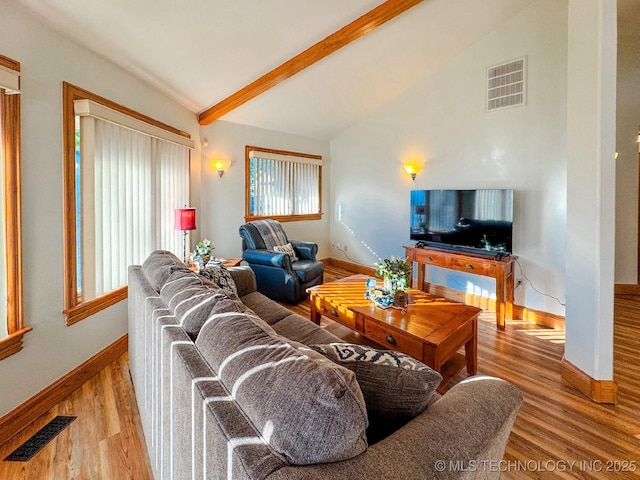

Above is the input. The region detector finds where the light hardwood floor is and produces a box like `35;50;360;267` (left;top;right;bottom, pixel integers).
1;264;640;479
0;351;151;479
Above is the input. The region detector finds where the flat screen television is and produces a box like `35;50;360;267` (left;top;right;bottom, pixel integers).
410;189;513;256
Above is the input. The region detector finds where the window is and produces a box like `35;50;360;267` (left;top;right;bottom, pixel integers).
245;146;322;222
63;83;193;325
0;54;28;360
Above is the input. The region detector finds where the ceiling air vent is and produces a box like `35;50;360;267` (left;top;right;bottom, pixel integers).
486;57;527;112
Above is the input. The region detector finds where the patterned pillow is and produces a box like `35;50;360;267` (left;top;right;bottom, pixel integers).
307;343;442;418
195;313;368;465
199;263;239;298
273;242;299;262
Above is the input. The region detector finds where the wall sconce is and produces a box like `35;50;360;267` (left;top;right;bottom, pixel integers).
403;161;423;181
211;159;229;178
637;126;640;143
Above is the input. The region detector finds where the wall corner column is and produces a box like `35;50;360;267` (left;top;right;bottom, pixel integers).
563;0;617;403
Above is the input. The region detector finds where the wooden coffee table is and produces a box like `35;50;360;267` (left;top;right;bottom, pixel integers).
307;274;481;389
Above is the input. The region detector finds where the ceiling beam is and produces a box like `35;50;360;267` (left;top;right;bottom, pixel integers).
197;0;424;125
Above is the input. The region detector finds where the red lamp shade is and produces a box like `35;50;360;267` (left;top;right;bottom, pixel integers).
175;208;196;231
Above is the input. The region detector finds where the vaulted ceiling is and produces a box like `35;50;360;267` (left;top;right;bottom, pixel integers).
19;0;542;140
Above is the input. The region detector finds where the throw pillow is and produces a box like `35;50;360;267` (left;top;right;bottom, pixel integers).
159;270;230;338
273;242;299;262
307;343;441;418
141;250;188;292
196;297;244;338
195;312;368;465
200;263;239;298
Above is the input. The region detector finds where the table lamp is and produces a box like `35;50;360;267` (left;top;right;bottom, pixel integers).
174;207;196;263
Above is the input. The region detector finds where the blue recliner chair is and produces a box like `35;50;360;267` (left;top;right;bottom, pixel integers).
239;219;324;304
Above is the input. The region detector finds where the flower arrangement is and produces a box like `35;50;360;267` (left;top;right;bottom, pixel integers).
375;256;412;294
190;238;215;264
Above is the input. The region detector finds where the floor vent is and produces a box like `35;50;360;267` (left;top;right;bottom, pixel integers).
4;416;76;462
487;57;527;111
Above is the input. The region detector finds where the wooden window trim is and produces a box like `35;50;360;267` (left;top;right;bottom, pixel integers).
243;214;323;223
0;328;31;361
244;145;323;223
0;54;29;360
62;82;190;325
63;287;128;326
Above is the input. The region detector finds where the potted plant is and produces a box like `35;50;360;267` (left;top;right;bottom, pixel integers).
189;238;215;267
375;256;412;296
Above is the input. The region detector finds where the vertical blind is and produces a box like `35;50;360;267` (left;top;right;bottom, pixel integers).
156;140;190;250
474;189;512;220
248;150;321;217
428;190;456;231
78;111;190;297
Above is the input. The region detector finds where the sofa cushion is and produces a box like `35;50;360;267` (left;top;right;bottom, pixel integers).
240;291;293;325
307;343;442;418
199;263;239;298
195;312;368;465
160;270;231;338
272;314;342;345
141;250;187;292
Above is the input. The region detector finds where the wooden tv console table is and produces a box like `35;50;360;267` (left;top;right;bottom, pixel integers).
404;245;515;330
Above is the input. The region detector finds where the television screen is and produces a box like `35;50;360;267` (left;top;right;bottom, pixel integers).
410;189;513;255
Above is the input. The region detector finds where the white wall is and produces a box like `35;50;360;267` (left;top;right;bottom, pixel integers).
0;2;199;417
330;0;568;315
198;120;331;260
615;0;640;284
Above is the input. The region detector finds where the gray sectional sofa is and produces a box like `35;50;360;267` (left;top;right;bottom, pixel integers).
128;250;523;480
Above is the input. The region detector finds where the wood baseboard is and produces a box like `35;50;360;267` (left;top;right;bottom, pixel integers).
0;334;128;446
615;283;640;295
327;257;376;276
513;305;565;329
561;358;617;404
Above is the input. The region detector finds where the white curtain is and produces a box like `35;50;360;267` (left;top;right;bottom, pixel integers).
250;155;320;216
83;117;189;297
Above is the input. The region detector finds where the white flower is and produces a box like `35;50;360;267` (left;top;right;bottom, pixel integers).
192;238;215;258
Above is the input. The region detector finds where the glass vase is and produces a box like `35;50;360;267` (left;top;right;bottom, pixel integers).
384;276;407;295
